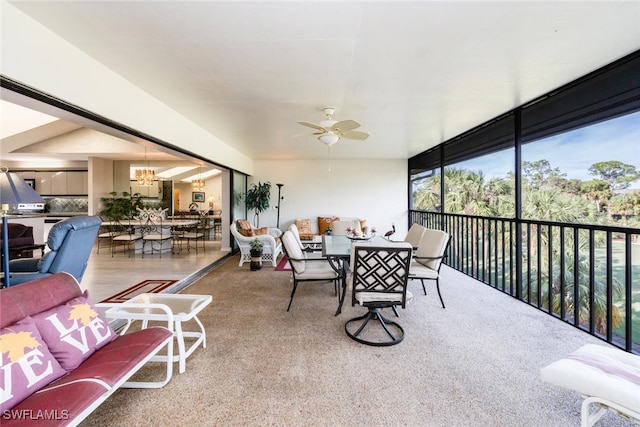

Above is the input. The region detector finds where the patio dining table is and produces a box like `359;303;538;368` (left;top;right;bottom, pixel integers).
322;234;388;316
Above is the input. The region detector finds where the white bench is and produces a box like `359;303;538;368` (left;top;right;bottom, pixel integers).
541;344;640;427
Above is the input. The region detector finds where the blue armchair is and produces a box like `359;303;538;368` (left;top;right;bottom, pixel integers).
8;216;101;286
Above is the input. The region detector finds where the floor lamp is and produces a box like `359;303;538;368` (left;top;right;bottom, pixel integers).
0;168;44;287
275;183;284;229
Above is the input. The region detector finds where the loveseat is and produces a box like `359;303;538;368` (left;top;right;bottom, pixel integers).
0;272;174;426
293;216;368;241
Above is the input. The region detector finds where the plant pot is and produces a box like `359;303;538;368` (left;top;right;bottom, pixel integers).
250;249;263;271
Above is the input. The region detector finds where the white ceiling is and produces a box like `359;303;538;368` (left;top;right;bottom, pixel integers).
3;1;639;164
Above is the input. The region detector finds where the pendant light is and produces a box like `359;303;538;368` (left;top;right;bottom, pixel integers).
136;147;155;186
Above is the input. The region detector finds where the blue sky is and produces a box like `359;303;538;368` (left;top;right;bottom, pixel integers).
456;111;640;189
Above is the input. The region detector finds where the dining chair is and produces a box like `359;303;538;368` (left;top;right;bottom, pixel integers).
281;231;341;311
404;223;427;249
287;223;323;258
110;219;142;257
181;214;207;253
140;213;172;258
95;215;119;254
345;241;413;346
409;228;450;308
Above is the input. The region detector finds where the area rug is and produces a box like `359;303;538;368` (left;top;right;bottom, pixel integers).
275;256;291;271
99;279;178;303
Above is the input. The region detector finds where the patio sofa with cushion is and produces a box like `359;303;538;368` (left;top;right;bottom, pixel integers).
294;216;368;241
0;272;173;426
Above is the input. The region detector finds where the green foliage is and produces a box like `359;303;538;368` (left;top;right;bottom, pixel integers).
250;238;264;251
244;181;271;227
588;160;639;191
99;191;144;220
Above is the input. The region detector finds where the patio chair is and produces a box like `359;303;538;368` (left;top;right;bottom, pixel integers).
281;231;341;311
541;344;640;427
230;220;282;267
409;228;450;308
404;223;426;249
345;241;413;346
287;223;323;259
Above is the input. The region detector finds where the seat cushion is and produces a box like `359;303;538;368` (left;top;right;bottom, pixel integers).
409;263;439;279
540;344;640;414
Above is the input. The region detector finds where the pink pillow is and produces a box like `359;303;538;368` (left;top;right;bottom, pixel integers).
32;290;117;371
0;316;67;411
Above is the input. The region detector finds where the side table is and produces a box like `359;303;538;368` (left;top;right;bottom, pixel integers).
103;293;213;374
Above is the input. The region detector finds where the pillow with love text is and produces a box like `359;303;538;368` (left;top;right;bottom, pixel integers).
32;290;117;371
0;316;66;411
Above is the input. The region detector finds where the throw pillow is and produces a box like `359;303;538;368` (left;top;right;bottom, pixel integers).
295;219;313;235
32;290;117;371
318;216;340;235
0;316;67;411
254;227;270;236
236;219;255;237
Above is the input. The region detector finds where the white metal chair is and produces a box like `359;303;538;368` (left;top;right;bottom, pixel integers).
345;241;413;346
281;231;341;311
409;228;450;308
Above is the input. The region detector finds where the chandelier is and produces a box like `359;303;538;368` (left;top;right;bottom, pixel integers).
192;166;205;191
192;178;205;191
136;146;155;186
136;168;156;186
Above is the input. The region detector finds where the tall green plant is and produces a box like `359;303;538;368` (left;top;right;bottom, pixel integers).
244;182;271;227
99;191;144;220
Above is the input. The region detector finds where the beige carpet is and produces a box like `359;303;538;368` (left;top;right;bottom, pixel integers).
81;257;636;427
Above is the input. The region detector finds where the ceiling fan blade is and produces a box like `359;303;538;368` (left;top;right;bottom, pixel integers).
291;131;327;137
331;119;361;132
341;130;369;140
297;121;327;132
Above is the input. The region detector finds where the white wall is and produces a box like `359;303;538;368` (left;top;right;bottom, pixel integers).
249;159;409;236
1;3;253;175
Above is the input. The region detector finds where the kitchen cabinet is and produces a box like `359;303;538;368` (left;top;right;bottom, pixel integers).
66;171;88;195
34;171;88;195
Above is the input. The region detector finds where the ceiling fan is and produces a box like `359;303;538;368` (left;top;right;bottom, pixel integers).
297;107;369;146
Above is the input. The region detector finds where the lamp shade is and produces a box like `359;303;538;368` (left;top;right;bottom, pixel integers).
0;171;44;205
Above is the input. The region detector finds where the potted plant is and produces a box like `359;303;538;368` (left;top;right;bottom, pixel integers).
249;238;264;271
99;191;144;220
244;181;271;227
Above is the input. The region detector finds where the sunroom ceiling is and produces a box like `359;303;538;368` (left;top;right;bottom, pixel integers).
3;1;640;163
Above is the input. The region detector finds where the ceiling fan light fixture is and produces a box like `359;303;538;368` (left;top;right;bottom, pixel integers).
318;133;339;146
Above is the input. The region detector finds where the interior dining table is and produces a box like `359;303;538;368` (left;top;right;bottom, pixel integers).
322;234;388;316
101;218;199;254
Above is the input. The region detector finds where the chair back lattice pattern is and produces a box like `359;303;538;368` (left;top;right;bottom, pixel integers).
351;243;413;308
